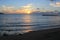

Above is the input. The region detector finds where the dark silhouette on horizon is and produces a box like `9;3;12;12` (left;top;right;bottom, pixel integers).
0;12;4;14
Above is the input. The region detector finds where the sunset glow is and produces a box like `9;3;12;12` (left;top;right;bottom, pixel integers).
24;9;32;14
0;0;60;14
22;4;32;14
27;11;31;14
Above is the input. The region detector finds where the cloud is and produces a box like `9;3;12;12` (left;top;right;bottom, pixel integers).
22;4;33;9
1;4;34;14
49;0;55;2
16;4;33;13
50;2;60;7
2;5;15;13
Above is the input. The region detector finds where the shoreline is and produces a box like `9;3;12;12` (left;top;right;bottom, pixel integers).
0;28;60;40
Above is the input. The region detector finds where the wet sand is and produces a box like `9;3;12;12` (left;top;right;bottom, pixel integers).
0;28;60;40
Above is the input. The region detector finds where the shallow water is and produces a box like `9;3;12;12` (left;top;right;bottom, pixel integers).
0;14;60;35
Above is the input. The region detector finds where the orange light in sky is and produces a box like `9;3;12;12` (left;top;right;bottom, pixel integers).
24;9;32;14
2;4;33;14
27;11;31;14
18;4;32;14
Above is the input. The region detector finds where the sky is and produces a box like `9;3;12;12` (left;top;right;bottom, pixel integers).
0;0;60;14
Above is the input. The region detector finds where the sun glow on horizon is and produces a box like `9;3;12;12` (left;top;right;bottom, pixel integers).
1;4;33;14
25;9;32;14
0;0;60;14
27;11;31;14
19;4;32;14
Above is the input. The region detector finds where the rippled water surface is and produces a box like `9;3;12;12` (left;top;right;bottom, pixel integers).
0;14;60;35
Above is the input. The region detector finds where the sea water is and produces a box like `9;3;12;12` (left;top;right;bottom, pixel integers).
0;14;60;35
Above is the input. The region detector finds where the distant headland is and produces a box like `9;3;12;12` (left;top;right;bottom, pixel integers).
0;13;4;14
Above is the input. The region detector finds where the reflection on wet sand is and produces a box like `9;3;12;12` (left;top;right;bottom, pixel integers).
22;30;32;33
22;26;32;33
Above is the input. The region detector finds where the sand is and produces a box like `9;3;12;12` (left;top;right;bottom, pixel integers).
0;28;60;40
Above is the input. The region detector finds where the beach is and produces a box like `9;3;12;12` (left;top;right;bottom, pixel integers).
0;14;60;40
0;28;60;40
0;0;60;40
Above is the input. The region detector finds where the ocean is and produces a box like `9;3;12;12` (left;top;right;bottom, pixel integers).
0;14;60;35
